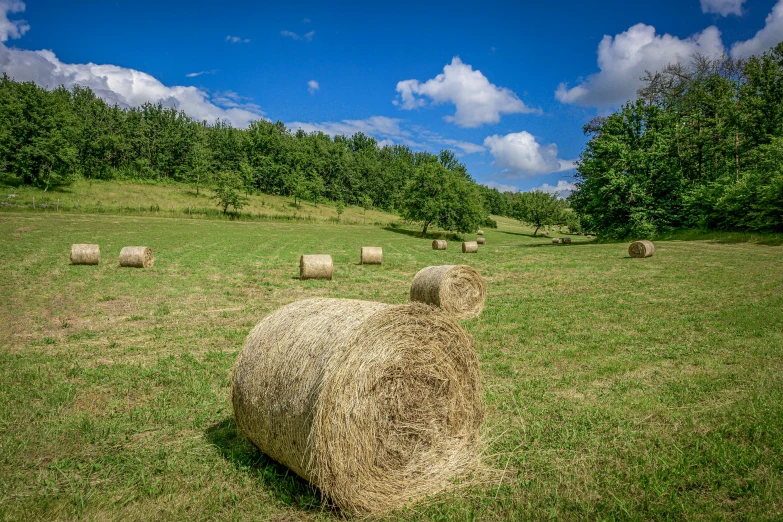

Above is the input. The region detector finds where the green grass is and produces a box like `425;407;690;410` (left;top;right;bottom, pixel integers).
1;211;782;520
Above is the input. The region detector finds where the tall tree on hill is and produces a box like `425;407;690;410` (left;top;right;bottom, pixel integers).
512;191;564;236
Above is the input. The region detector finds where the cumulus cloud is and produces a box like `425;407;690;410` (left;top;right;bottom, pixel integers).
483;131;575;176
280;30;315;41
532;180;577;199
555;23;725;108
483;181;519;193
307;79;319;94
226;35;250;44
0;0;28;42
394;56;538;127
701;0;746;16
730;0;783;57
0;44;264;127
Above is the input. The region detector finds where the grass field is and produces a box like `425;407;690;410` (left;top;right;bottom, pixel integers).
1;210;782;520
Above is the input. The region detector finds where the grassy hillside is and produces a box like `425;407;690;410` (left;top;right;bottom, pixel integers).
1;212;782;520
0;179;400;225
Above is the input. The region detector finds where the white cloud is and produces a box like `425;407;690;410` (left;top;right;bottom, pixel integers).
307;79;319;94
730;0;783;57
185;69;217;78
0;0;28;42
483;181;519;193
483;131;574;176
288;116;413;142
555;23;725;108
701;0;746;16
225;35;250;44
394;56;539;127
435;138;485;155
532;180;577;199
280;30;315;41
0;44;264;127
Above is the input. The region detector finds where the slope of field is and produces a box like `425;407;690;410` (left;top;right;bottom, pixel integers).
1;212;782;520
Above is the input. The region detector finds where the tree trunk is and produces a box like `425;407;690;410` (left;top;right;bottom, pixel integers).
422;221;431;235
534;225;540;236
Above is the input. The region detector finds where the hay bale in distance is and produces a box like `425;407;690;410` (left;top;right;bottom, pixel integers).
410;265;486;319
477;229;484;235
552;238;562;244
477;237;486;245
70;244;100;265
232;298;484;514
432;240;447;250
119;246;153;268
300;254;334;280
360;246;382;265
562;237;572;244
462;241;478;253
628;240;655;258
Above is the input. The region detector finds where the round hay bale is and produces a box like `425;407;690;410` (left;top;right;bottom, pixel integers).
432;240;447;250
587;235;593;239
477;237;486;245
360;246;382;265
410;265;486;319
477;229;484;236
562;237;572;244
552;238;562;244
462;241;478;253
232;298;484;514
119;246;153;268
70;244;100;265
300;254;334;280
628;240;655;258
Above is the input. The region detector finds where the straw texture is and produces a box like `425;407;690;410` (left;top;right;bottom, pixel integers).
432;240;447;250
462;241;478;253
70;244;100;265
477;238;486;245
552;238;562;244
477;230;484;236
119;246;153;268
300;255;334;280
231;298;484;514
628;240;655;258
409;265;486;319
562;237;572;244
360;247;383;265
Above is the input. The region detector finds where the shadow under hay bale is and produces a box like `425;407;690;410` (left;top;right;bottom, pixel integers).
462;241;478;253
629;240;655;258
410;265;486;319
231;298;484;515
432;239;447;250
360;246;382;265
70;244;100;265
477;238;486;245
300;254;334;280
119;246;153;268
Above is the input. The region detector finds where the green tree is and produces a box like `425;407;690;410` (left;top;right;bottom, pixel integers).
336;198;345;222
213;171;248;214
512;191;564;236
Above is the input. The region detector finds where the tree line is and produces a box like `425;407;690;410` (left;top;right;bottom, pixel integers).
570;43;783;238
0;73;511;233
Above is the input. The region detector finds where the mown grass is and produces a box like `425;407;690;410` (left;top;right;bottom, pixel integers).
0;210;782;520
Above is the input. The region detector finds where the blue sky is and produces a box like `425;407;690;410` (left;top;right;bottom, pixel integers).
1;0;781;195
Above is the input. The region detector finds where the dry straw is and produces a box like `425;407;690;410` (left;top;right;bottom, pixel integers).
70;244;100;265
410;265;486;319
300;254;334;280
629;240;655;258
432;240;447;250
360;246;382;265
477;229;484;235
477;237;486;245
462;241;478;253
552;238;562;244
232;298;484;515
119;246;153;268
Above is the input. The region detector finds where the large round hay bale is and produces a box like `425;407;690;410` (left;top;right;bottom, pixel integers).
628;240;655;258
477;237;486;245
70;244;100;265
119;246;153;268
300;254;334;280
360;246;382;265
562;237;572;244
432;240;447;250
552;238;562;244
462;241;478;253
477;229;484;235
232;298;484;514
409;265;486;319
